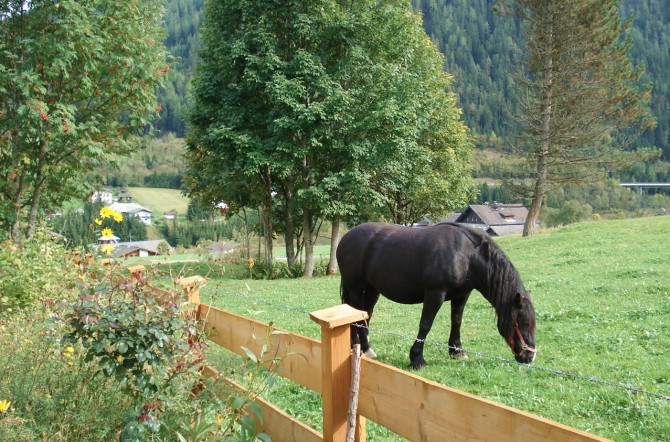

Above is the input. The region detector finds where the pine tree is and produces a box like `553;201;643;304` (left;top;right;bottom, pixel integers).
496;0;656;235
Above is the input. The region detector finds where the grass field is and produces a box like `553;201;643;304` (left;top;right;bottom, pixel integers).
196;216;670;441
126;186;189;216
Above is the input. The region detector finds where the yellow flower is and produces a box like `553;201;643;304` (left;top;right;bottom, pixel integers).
65;346;74;354
117;355;124;363
216;414;223;425
94;218;102;226
113;212;123;223
101;227;114;239
101;244;115;255
0;400;11;412
100;207;113;218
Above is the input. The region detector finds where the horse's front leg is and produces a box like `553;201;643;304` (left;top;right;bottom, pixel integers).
409;290;446;369
448;292;472;359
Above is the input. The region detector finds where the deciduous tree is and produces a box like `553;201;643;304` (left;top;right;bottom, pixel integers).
0;0;168;241
186;0;473;277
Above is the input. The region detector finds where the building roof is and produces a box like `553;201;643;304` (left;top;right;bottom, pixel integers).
457;204;528;226
487;224;525;236
111;239;172;257
109;202;152;214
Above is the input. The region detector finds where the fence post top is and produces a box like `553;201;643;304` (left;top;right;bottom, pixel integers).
310;304;369;329
178;275;207;288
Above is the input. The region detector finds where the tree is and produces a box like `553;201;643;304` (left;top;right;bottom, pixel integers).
185;0;473;277
495;0;655;235
0;0;168;242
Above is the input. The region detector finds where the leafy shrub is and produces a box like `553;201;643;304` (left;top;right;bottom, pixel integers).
0;228;76;314
0;300;135;441
61;260;209;439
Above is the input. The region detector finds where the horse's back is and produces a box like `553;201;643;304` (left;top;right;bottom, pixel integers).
337;223;479;301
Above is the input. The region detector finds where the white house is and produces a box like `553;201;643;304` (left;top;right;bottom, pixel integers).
90;190;114;205
108;202;153;225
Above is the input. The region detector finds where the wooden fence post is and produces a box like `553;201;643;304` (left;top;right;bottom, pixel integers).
178;275;207;305
310;305;369;442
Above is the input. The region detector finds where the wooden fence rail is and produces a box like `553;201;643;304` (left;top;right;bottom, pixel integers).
149;268;610;442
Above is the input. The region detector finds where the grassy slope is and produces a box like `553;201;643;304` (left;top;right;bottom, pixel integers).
199;216;670;442
125;186;189;216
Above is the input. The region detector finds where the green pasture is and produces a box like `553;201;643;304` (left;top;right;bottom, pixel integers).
126;186;189;216
198;216;670;441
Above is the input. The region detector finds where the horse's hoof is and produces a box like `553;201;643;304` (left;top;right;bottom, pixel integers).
451;352;468;360
409;358;426;370
364;348;378;359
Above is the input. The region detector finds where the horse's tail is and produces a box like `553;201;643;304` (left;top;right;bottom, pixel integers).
340;277;345;304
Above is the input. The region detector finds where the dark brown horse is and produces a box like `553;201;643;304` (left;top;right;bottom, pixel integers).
336;222;536;368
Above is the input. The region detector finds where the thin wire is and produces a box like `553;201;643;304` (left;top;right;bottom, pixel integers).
212;290;670;402
356;323;670;402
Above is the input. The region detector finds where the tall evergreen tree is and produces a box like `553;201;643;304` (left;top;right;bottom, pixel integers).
496;0;656;235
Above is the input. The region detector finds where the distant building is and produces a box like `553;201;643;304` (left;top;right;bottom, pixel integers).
163;211;177;220
97;234;120;245
108;202;153;225
111;240;172;258
216;201;229;216
90;190;113;205
118;190;133;202
454;204;532;236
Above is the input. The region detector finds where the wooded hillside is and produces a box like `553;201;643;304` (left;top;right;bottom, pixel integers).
153;0;670;183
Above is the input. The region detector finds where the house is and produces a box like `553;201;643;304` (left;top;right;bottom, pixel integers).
454;204;531;236
97;234;120;245
90;190;113;205
216;201;229;216
111;240;173;258
108;202;153;225
163;211;177;220
118;190;133;202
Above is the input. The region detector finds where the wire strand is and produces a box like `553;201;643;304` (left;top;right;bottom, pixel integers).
211;290;670;402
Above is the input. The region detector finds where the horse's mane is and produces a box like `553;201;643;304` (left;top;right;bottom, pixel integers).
439;223;522;333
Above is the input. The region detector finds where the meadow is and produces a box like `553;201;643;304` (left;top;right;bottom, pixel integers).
126;186;190;216
197;216;670;441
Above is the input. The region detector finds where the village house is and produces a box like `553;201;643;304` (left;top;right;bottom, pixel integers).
108;202;153;225
110;239;173;258
454;203;531;236
90;190;114;205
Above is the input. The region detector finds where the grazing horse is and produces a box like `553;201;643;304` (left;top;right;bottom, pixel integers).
336;222;536;368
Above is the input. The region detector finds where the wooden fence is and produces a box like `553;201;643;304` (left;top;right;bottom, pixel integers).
140;267;610;442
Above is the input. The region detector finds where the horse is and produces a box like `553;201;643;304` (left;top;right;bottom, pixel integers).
336;222;536;368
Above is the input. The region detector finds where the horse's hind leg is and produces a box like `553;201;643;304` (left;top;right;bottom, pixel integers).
360;285;380;358
342;282;377;358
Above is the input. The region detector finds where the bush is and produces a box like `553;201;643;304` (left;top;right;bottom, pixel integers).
0;228;76;315
1;241;278;441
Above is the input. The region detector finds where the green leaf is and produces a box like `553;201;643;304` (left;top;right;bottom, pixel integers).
118;342;128;354
241;346;258;363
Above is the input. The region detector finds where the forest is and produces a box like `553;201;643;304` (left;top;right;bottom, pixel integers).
154;0;670;181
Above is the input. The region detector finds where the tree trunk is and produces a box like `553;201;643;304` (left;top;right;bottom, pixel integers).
524;165;546;236
302;209;315;278
524;4;554;237
327;216;341;276
283;184;297;267
26;140;48;240
259;165;274;265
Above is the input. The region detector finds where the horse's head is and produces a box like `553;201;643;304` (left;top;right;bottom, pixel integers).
502;291;536;364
